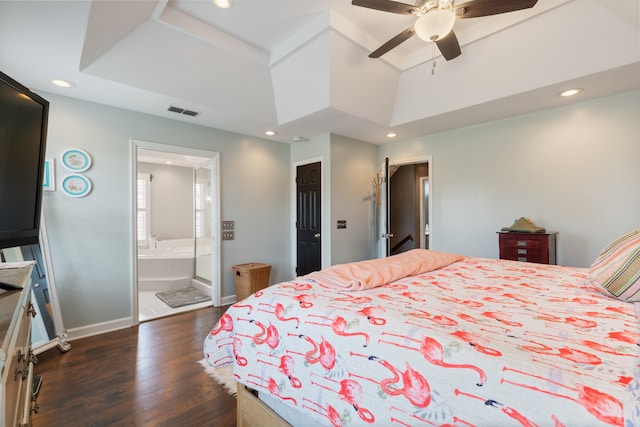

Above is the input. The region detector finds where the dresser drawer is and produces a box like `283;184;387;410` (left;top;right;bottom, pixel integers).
503;238;542;249
498;232;557;265
502;247;542;262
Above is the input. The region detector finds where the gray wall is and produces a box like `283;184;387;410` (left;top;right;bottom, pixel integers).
137;162;193;240
290;134;379;268
379;90;640;267
39;88;639;337
42;93;291;332
290;134;332;271
330;135;378;264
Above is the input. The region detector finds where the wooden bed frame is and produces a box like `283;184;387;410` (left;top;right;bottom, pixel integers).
236;383;291;427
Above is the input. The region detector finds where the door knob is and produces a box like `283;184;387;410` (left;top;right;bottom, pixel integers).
314;233;321;238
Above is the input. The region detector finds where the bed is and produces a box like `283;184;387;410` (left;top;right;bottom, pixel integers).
204;236;640;427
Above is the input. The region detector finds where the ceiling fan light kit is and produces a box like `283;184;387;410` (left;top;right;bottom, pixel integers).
414;9;456;42
352;0;538;61
212;0;231;9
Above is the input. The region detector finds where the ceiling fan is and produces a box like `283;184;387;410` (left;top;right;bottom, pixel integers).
352;0;538;60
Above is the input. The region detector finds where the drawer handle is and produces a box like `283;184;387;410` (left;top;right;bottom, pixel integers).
518;257;528;262
517;249;527;255
517;240;528;247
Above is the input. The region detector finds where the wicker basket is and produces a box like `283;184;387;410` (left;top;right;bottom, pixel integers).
233;263;271;301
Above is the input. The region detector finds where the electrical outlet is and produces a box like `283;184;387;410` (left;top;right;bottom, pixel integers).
337;220;347;229
222;231;234;240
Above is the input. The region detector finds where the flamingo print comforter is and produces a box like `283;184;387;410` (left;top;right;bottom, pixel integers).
204;256;640;427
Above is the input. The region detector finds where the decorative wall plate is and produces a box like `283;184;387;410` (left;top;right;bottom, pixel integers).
62;174;92;197
61;148;92;172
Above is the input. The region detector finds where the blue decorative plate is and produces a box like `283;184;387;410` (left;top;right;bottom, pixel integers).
61;148;91;172
62;174;92;197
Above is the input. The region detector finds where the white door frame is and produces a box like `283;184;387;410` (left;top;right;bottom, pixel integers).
419;176;430;250
129;139;221;325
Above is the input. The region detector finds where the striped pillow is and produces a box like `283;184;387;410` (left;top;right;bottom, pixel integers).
588;229;640;302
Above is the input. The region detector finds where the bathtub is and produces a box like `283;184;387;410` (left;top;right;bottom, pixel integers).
137;238;195;291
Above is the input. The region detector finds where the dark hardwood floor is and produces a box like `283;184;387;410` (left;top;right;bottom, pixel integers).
32;306;236;427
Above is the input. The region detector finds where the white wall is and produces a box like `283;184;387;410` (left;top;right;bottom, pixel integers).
41;93;291;333
379;90;640;267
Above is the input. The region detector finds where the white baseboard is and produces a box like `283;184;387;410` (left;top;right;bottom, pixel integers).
59;297;235;342
66;317;133;341
220;294;236;306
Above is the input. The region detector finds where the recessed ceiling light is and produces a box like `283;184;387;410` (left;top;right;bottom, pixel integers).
386;133;397;138
165;161;173;165
213;0;231;8
51;79;75;88
559;88;583;97
264;130;276;136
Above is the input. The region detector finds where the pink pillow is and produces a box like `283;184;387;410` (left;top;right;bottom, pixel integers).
588;229;640;302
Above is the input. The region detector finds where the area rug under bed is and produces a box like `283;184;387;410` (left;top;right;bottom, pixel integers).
155;287;211;308
198;359;236;396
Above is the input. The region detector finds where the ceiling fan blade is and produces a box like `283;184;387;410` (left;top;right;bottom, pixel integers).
352;0;419;16
455;0;538;19
435;30;461;61
369;27;416;58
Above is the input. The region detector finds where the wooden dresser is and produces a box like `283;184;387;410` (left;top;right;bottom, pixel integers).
498;232;557;265
0;262;38;427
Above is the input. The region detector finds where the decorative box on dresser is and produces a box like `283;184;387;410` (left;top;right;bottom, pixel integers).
0;262;39;427
498;232;558;265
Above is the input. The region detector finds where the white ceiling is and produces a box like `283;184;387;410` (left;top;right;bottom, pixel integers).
1;0;638;145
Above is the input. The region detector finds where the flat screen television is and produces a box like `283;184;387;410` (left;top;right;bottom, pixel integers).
0;71;49;253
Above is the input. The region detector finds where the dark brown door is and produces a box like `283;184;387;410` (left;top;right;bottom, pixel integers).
385;157;391;256
296;162;321;276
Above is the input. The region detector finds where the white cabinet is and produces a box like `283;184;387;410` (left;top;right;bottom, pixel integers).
0;262;37;427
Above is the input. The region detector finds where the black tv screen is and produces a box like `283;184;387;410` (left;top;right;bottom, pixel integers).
0;71;49;250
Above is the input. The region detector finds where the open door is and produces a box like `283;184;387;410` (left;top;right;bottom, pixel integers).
385;157;391;257
384;158;431;257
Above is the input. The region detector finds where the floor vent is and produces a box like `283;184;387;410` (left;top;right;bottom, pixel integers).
167;105;200;117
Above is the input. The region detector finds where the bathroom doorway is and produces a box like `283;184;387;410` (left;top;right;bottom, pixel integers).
130;140;220;323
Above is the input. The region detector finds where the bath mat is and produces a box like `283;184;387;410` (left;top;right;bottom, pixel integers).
198;359;237;396
155;287;211;308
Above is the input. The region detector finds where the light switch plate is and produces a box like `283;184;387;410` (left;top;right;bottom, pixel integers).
222;231;234;240
222;220;235;230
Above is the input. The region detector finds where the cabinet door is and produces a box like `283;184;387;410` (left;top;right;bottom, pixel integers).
3;283;32;427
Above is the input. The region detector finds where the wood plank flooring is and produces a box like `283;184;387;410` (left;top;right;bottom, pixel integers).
31;306;236;427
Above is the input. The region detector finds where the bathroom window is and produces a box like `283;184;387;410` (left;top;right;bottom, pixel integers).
137;173;151;245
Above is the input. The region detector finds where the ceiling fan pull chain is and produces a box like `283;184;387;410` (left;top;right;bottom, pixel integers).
432;44;437;75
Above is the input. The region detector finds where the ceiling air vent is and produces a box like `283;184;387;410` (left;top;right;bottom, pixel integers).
167;105;200;117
